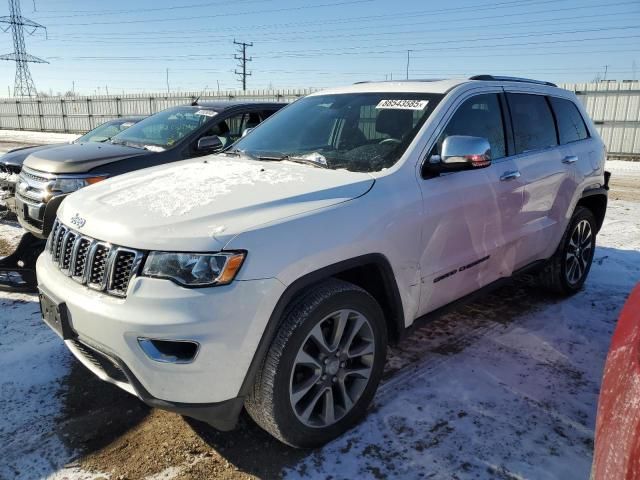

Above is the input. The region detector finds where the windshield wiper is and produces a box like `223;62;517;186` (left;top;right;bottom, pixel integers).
249;152;329;168
225;148;258;160
281;155;329;169
110;139;147;150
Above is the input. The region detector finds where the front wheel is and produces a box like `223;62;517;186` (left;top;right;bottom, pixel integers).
539;206;597;295
245;279;387;448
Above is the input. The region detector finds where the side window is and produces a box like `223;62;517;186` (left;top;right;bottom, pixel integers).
437;94;506;159
202;113;247;148
548;96;589;144
507;93;558;154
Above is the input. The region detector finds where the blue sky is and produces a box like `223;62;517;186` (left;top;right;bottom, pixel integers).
0;0;638;95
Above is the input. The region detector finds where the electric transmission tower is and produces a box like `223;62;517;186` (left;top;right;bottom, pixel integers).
0;0;47;97
233;39;252;91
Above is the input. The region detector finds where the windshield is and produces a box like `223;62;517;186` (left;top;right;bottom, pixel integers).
230;93;442;172
111;107;214;149
75;119;137;143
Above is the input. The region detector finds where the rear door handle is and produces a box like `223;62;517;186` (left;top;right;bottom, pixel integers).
562;155;578;164
500;171;521;181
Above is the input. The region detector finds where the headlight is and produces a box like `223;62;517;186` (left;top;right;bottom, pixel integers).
49;176;107;194
141;251;246;287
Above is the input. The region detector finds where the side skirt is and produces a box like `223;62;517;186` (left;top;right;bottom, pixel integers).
402;260;546;339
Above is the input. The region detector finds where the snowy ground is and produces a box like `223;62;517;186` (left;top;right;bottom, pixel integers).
0;158;638;479
0;130;78;154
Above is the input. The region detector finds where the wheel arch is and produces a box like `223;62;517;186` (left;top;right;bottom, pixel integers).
238;253;405;398
577;188;608;233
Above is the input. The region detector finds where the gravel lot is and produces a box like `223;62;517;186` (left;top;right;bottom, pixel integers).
0;132;638;480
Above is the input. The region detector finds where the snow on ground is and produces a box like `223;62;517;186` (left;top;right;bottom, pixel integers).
0;130;78;152
0;221;75;479
607;159;640;175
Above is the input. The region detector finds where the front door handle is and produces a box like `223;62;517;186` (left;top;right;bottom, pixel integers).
500;170;521;181
562;155;578;164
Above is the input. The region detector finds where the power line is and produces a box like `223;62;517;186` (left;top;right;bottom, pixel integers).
35;0;636;41
34;0;263;18
233;39;252;91
43;0;640;32
39;24;639;51
0;0;48;97
39;46;638;63
257;33;640;59
44;0;374;27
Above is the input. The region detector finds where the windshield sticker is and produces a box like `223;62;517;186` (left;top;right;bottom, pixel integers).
195;110;218;117
376;99;429;110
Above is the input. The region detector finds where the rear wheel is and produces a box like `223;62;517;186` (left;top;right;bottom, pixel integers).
539;206;597;295
245;279;387;448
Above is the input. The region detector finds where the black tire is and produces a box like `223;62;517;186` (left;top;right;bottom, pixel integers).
245;278;387;448
538;206;597;295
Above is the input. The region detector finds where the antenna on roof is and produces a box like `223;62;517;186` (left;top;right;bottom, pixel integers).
191;84;209;106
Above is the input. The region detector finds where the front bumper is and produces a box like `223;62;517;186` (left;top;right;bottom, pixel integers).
15;192;66;238
37;251;285;426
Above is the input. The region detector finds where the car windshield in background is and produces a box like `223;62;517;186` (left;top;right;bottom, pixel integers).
230;93;443;172
75;120;137;143
111;107;213;149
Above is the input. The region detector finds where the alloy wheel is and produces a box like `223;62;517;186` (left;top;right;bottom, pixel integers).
565;219;593;285
289;309;375;428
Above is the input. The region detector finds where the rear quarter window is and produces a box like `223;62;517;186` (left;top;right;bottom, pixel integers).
507;93;558;154
548;96;589;144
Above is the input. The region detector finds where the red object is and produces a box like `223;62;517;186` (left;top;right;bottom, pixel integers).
593;284;640;480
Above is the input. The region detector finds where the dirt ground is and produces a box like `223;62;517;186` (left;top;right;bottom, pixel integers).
0;151;638;479
609;173;640;203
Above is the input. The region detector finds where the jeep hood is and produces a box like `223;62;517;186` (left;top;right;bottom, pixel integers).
58;156;375;251
23;142;147;174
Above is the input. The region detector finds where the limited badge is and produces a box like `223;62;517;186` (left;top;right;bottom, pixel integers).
376;99;429;110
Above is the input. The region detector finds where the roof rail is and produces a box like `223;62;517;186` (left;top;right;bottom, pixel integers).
469;75;557;87
353;79;445;84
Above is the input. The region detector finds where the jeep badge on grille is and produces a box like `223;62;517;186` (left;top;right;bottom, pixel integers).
70;213;86;228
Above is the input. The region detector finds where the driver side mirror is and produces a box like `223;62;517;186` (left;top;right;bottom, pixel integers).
242;127;254;137
197;135;223;152
427;135;492;173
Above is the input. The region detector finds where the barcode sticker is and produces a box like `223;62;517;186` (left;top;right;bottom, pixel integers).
195;110;218;117
376;99;429;110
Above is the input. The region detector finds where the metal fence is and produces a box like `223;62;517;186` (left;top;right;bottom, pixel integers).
0;82;639;159
0;89;316;133
560;81;640;160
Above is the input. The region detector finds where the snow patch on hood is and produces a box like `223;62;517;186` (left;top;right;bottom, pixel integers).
102;159;306;217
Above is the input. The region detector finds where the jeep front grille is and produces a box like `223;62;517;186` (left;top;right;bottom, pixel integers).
48;219;144;298
88;243;110;288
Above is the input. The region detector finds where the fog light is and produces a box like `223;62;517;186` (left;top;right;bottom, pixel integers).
137;338;199;364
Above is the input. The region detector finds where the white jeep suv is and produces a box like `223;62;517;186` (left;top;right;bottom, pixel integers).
37;76;609;448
